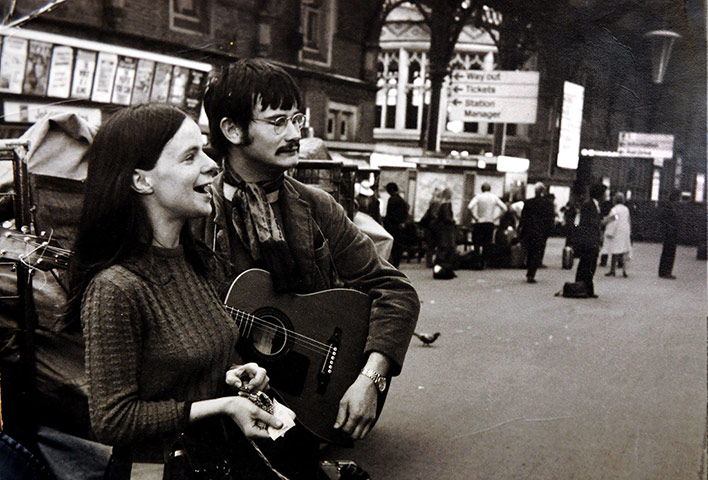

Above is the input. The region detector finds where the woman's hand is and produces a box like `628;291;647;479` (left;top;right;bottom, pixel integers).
223;396;283;439
189;396;282;440
225;362;270;392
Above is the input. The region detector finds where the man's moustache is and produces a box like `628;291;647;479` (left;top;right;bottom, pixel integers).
276;142;300;154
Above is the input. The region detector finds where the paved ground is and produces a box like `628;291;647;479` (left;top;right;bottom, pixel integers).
323;238;707;479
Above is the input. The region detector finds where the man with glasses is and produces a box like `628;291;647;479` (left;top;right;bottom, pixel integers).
200;58;419;480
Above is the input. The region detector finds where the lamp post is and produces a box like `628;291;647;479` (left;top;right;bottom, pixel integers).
642;29;681;201
643;30;681;84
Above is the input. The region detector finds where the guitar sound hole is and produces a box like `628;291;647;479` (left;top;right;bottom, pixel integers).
249;307;293;359
252;315;287;356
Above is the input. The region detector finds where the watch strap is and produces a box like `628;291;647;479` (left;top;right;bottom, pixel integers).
359;368;385;389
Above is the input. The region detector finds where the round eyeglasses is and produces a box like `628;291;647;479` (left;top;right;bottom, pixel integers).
252;113;307;134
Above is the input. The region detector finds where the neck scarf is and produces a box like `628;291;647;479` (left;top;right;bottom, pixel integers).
223;164;299;291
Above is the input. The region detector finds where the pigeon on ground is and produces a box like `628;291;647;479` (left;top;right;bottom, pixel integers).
413;331;440;346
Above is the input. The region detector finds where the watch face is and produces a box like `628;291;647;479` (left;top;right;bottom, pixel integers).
376;377;387;392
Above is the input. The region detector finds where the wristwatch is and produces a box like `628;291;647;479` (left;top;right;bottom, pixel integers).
359;368;387;392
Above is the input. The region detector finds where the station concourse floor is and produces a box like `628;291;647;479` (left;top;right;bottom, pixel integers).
323;237;707;480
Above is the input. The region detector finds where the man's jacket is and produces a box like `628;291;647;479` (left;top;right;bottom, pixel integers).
197;173;419;375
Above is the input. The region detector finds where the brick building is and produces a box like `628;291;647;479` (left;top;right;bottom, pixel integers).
0;0;382;148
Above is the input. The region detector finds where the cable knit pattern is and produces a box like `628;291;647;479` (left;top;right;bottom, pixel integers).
81;245;240;462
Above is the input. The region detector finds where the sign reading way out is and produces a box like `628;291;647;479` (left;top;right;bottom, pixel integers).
447;70;539;124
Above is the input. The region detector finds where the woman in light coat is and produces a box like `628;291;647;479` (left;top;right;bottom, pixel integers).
603;192;632;277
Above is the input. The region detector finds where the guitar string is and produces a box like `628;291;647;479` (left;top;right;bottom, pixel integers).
3;230;71;253
17;246;49;291
223;304;334;355
3;231;72;264
2;230;56;290
225;305;332;355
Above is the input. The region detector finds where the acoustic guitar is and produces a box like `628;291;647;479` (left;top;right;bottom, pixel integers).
224;268;373;445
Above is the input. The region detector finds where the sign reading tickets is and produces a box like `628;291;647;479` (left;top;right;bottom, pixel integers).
617;132;674;159
447;70;539;124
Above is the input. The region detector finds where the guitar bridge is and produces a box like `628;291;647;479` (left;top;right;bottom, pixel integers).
317;327;341;394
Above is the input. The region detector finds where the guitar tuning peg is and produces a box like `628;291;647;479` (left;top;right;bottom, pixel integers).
40;231;46;237
20;225;29;233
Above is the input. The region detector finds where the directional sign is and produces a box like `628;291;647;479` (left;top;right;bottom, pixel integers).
447;70;540;124
617;132;674;159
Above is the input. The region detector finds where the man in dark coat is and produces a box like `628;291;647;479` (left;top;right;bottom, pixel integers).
658;189;680;279
518;182;555;283
573;184;606;297
383;182;410;267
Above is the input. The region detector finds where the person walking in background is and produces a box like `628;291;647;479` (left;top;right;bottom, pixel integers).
603;192;632;277
573;184;606;298
658;189;680;279
419;187;442;267
66;104;286;479
434;188;457;270
467;182;507;265
518;182;555;283
383;182;410;268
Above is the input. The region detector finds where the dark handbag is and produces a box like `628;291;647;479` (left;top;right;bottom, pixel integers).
162;418;287;480
560;281;588;298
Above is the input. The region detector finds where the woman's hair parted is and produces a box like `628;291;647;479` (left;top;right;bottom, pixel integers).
64;104;191;324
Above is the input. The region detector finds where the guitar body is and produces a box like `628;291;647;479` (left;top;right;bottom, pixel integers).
224;269;372;445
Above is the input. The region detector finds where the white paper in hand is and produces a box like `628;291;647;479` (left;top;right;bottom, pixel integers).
268;399;296;440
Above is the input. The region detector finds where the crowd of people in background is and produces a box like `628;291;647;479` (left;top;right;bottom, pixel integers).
369;178;682;294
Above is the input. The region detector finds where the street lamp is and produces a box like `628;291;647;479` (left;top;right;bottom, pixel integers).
643;30;681;84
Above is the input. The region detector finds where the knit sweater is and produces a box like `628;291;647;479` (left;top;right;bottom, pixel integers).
81;245;241;462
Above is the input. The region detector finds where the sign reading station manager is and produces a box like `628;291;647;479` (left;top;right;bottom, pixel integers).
447;70;539;124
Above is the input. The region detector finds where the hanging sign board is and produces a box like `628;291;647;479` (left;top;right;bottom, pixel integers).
447;70;539;124
617;132;674;159
556;81;585;169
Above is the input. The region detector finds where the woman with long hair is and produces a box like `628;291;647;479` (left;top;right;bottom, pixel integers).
66;104;284;479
